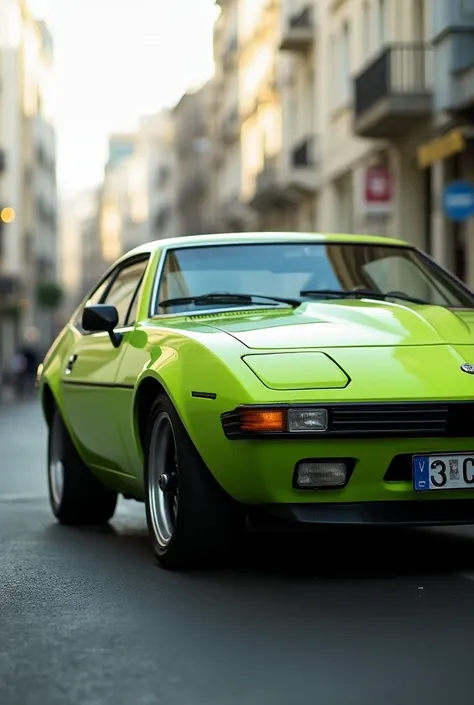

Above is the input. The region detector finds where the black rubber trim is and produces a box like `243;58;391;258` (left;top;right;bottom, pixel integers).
221;401;474;440
191;391;217;400
62;380;134;390
250;499;474;528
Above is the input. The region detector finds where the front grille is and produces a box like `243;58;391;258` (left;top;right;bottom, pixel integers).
330;403;448;437
221;402;474;439
330;402;473;438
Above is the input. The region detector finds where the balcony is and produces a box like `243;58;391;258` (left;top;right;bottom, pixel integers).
280;5;314;52
354;43;433;139
250;152;318;211
453;62;474;122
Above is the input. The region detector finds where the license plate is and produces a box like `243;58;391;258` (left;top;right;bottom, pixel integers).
413;453;474;491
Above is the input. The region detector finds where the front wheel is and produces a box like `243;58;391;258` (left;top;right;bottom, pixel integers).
144;394;244;570
48;409;118;525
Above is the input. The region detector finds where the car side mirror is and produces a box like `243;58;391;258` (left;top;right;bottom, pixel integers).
82;304;123;348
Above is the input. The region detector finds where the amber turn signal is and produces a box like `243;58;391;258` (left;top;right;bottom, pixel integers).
239;408;286;432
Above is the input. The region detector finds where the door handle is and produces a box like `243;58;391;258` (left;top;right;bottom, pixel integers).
65;354;78;375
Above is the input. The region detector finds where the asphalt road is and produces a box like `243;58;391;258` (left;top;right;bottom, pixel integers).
2;400;474;705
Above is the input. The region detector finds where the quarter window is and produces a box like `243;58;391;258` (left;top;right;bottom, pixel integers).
103;259;149;327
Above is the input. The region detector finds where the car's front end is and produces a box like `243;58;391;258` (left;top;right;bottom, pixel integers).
174;300;474;528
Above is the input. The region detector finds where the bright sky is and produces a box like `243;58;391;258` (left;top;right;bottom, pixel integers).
30;0;217;196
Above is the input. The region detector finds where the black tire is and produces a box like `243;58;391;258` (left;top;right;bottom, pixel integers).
48;409;118;525
144;394;244;570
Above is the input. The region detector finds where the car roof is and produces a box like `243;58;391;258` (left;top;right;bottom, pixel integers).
123;231;412;260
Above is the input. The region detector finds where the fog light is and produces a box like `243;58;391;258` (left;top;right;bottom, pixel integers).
288;408;328;432
296;461;347;488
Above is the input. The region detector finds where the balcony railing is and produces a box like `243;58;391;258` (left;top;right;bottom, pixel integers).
354;43;433;138
280;4;315;52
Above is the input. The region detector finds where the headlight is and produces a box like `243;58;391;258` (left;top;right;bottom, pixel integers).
221;405;330;438
288;408;328;432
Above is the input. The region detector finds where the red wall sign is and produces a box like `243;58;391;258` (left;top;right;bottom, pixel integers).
364;166;393;205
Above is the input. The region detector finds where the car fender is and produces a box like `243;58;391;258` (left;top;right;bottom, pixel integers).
132;334;254;463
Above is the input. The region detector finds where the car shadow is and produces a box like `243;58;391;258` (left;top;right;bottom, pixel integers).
43;505;474;582
237;525;474;579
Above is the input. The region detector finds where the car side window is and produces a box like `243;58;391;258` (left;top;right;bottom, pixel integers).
73;271;117;330
102;259;149;327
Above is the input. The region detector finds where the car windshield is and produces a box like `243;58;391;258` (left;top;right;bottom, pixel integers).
154;242;474;313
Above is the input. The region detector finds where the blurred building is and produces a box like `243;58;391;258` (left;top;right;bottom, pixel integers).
59;188;104;314
77;189;104;298
205;0;474;289
0;0;58;371
213;0;254;231
99;152;134;268
238;0;283;230
416;0;474;285
241;0;319;231
278;0;319;231
173;84;217;235
323;0;431;251
141;111;180;241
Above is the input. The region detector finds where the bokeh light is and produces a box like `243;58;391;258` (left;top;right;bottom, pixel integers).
1;207;16;223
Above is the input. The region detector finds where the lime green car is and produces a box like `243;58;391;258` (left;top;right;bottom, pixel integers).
39;232;474;569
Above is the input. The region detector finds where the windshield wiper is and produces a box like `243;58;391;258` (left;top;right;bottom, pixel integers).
158;292;301;308
300;288;430;305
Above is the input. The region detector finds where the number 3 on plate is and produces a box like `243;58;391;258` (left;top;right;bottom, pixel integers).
430;460;447;487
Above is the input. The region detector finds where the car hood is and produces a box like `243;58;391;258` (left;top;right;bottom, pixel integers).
203;300;474;349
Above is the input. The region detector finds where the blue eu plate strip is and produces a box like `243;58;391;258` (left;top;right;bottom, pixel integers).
413;456;430;491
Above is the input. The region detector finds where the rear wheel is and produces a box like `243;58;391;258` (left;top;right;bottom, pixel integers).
48;409;118;525
144;394;244;570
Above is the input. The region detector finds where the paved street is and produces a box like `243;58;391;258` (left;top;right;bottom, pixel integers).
2;400;474;704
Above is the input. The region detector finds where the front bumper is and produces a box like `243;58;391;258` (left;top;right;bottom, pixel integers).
249;499;474;528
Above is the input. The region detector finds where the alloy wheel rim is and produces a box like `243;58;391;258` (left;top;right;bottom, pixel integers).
149;412;179;548
49;420;65;507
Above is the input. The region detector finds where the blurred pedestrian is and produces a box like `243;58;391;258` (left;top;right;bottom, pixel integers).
13;327;40;399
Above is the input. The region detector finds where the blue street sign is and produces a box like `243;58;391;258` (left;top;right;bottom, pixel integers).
442;180;474;222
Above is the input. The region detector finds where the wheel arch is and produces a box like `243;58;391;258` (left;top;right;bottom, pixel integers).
134;375;170;456
41;382;57;427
